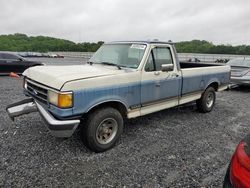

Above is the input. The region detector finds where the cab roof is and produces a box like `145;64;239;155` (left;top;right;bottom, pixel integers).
108;40;174;45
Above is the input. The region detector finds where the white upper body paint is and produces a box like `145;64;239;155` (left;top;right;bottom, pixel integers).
23;42;230;92
23;64;130;90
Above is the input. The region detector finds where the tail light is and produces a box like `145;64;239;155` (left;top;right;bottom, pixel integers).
230;141;250;188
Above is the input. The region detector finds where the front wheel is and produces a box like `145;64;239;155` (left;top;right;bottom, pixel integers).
81;107;124;152
196;87;216;113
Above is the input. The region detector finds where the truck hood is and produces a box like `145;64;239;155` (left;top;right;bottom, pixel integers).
23;64;123;90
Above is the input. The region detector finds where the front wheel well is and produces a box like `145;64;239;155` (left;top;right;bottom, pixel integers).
84;101;128;118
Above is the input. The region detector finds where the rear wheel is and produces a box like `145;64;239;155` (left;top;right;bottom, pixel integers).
81;107;124;152
196;87;216;113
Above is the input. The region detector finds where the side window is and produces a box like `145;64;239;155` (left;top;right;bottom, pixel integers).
144;47;173;72
145;52;154;72
153;47;173;71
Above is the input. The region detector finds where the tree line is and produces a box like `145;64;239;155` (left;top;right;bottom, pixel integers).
175;40;250;55
1;33;250;55
0;33;104;52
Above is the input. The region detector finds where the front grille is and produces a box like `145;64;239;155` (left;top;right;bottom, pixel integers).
26;81;48;104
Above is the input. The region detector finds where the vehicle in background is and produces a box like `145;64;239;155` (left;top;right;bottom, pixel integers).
18;52;47;58
188;57;201;62
227;58;250;85
49;53;64;58
0;52;43;75
6;41;230;152
19;52;64;58
223;134;250;187
215;59;230;63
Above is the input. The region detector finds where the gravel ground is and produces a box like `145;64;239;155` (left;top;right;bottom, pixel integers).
0;76;250;187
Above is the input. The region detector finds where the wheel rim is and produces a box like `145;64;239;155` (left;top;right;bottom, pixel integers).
206;92;215;108
96;118;118;145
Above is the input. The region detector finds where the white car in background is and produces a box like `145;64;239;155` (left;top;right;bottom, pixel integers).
228;58;250;85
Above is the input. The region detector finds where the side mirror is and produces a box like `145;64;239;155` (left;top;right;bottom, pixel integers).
161;64;174;72
18;58;23;61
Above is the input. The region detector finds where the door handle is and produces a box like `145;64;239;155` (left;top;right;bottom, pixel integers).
154;71;160;76
155;81;161;87
171;73;179;77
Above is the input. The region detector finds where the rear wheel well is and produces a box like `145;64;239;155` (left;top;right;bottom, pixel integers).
84;102;127;118
207;82;219;91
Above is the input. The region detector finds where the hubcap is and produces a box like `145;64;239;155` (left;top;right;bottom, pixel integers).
96;118;118;145
206;92;215;108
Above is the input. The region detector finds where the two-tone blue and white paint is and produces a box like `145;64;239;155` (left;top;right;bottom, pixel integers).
7;41;231;137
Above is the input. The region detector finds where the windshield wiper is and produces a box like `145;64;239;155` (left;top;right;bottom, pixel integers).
99;62;122;70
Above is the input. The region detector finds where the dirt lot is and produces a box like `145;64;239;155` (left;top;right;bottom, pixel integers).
0;76;249;187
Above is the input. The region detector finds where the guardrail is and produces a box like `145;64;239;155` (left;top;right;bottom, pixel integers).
53;52;94;59
178;53;250;62
53;52;250;62
4;50;250;62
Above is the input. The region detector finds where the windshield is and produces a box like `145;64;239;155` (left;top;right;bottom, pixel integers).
89;43;147;69
227;58;250;67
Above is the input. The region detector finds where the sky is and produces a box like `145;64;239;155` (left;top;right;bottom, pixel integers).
0;0;250;45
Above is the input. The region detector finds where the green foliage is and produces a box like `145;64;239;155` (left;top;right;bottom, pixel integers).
0;33;104;52
175;40;250;55
0;34;250;54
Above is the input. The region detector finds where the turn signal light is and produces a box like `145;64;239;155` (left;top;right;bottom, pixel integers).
48;90;73;108
58;93;73;108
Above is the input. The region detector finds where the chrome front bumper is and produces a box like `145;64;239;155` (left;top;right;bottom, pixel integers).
6;98;80;137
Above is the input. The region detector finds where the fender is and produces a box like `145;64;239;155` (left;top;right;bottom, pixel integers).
86;98;129;113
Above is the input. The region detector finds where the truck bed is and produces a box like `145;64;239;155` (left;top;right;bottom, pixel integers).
180;62;230;96
180;62;223;69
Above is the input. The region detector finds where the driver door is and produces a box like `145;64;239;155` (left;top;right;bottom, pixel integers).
141;45;181;106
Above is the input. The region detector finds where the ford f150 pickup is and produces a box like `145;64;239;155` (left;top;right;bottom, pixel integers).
6;41;231;152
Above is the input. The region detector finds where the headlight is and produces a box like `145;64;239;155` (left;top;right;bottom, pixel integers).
48;90;73;108
48;91;58;106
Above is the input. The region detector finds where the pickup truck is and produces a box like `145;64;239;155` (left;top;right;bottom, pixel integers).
6;41;231;152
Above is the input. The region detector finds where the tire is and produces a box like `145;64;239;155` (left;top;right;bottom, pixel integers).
81;107;124;152
196;87;216;113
